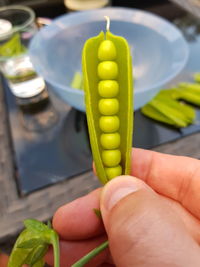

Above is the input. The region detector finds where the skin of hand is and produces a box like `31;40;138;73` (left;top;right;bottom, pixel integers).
46;148;200;267
0;252;9;267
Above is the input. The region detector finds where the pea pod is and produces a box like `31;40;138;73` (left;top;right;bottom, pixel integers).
156;94;195;122
177;90;200;105
82;28;133;184
141;104;175;126
179;82;200;91
141;88;196;127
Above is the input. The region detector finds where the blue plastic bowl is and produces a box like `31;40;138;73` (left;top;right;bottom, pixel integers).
29;7;189;111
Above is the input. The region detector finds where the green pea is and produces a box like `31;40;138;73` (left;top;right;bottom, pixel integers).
99;116;120;133
105;165;122;180
102;149;121;167
98;61;118;80
98;40;117;61
98;80;119;98
99;98;119;115
100;133;120;149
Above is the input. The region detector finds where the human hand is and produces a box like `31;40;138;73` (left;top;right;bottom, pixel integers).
0;252;9;267
46;148;200;266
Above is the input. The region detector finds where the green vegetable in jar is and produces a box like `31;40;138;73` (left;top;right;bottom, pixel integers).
0;34;26;58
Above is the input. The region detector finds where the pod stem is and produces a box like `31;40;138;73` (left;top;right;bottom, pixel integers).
104;16;110;32
71;240;109;267
51;232;60;267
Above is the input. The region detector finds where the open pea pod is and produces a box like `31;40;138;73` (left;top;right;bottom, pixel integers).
82;30;133;184
141;104;175;126
156;95;195;122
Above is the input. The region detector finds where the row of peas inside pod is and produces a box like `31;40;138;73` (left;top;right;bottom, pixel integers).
141;73;200;128
82;29;133;184
97;39;122;180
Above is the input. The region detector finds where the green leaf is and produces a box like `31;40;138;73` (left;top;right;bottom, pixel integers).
26;245;48;266
9;219;60;267
17;238;45;249
33;259;45;267
31;246;47;265
24;219;50;233
8;229;35;267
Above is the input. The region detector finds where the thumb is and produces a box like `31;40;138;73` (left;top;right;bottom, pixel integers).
100;176;200;267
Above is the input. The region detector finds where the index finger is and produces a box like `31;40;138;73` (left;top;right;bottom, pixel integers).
131;148;200;220
53;188;105;240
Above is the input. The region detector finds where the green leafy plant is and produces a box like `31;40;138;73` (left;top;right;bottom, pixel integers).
8;219;59;267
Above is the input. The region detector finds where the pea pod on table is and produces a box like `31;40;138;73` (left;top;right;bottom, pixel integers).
82;23;133;184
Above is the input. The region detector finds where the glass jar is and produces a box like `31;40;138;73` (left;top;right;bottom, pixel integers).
0;5;37;61
0;6;46;105
64;0;111;11
0;5;58;131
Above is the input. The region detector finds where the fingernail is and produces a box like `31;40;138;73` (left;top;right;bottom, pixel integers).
102;176;145;211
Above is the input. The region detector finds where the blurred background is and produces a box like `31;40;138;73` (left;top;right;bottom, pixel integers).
1;0;200;265
0;0;184;18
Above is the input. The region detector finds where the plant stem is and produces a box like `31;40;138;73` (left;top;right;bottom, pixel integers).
71;240;109;267
52;232;60;267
